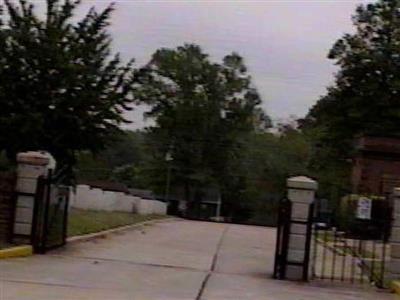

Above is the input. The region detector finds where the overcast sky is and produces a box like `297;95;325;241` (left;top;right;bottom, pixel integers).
38;0;371;128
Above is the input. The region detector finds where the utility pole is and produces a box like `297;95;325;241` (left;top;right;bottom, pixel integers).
164;152;173;205
216;189;222;221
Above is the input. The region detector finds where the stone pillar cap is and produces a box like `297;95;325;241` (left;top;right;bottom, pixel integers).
17;151;50;166
287;176;318;190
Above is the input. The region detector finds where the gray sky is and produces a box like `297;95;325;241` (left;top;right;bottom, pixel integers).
41;0;371;128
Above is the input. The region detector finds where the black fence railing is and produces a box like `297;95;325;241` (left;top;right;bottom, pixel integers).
273;194;392;288
311;225;390;287
273;198;291;279
311;197;392;288
32;169;70;254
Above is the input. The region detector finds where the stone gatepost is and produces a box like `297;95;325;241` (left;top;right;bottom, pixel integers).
286;176;318;280
389;188;400;281
13;151;53;243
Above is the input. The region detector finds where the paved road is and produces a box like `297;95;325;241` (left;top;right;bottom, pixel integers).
0;219;395;299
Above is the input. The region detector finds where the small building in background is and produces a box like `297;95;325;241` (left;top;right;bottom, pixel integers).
352;136;400;195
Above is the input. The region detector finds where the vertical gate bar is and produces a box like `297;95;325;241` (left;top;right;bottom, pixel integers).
350;238;356;283
331;229;337;281
378;201;392;289
321;229;328;279
380;223;388;288
40;169;53;254
341;236;346;281
384;200;393;287
371;239;376;284
9;175;18;243
281;200;291;279
312;223;318;279
281;200;288;278
360;240;364;284
30;176;44;252
61;189;69;247
303;203;314;281
273;199;284;279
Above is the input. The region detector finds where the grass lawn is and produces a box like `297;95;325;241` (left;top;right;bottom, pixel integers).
316;230;336;243
68;209;168;237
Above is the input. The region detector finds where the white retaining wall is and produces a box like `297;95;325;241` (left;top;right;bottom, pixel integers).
69;185;167;215
135;198;167;215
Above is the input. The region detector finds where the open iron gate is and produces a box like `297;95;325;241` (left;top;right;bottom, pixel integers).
0;172;16;245
32;169;70;253
273;198;291;279
311;196;392;288
274;195;392;288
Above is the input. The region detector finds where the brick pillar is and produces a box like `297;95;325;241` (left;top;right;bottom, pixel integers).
389;187;400;281
286;176;317;280
13;151;53;243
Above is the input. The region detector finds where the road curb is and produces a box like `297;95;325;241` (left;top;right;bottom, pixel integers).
67;217;177;244
0;245;33;259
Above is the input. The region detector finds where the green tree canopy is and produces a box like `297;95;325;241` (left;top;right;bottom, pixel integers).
135;44;270;202
0;0;135;167
302;0;400;156
300;0;400;189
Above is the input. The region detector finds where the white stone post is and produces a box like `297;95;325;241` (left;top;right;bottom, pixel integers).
389;188;400;281
13;151;53;242
285;176;318;280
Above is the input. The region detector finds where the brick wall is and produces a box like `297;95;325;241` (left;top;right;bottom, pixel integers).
352;137;400;195
0;173;16;244
352;156;400;194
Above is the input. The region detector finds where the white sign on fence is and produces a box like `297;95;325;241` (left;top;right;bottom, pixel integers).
356;197;372;220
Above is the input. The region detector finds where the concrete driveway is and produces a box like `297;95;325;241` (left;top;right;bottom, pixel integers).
0;219;395;299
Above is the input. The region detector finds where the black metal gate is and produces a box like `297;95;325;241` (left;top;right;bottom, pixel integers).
311;195;392;288
273;198;291;279
32;169;70;253
273;192;392;288
0;172;16;245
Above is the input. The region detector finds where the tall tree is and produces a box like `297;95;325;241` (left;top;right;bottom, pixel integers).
231;127;310;224
0;0;135;167
136;44;270;206
301;0;400;188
